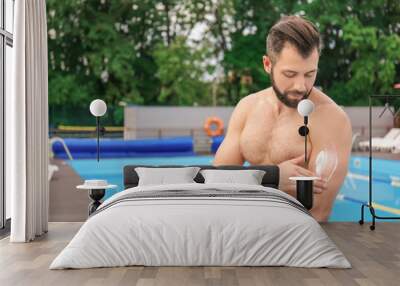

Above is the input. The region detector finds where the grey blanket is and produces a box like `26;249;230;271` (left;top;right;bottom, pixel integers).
50;183;351;269
91;188;311;217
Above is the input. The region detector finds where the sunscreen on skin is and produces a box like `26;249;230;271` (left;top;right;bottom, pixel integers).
315;145;338;183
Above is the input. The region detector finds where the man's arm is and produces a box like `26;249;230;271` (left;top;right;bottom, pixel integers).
307;107;352;221
213;97;251;166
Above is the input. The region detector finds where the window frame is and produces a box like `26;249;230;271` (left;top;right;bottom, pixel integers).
1;0;14;232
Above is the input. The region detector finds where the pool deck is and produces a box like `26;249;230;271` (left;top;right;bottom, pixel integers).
49;158;89;222
0;154;398;285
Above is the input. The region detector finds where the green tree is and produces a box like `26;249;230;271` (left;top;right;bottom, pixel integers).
296;0;400;106
221;0;297;102
47;0;144;125
223;0;400;106
47;0;214;125
153;36;212;105
47;0;400;128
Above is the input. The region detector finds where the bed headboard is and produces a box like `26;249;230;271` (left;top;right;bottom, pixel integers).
123;165;280;189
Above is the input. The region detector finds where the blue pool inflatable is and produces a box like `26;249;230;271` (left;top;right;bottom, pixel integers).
211;136;224;153
52;136;224;159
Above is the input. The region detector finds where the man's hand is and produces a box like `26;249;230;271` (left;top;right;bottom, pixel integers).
278;154;327;197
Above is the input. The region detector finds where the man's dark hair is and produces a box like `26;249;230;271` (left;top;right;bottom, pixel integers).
266;15;321;63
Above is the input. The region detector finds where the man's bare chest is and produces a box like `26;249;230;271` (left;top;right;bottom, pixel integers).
239;113;312;165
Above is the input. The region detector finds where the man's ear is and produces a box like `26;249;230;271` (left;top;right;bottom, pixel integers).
263;55;272;74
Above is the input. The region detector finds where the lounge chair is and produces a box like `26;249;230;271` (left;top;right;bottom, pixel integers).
391;141;400;154
358;128;400;151
378;133;400;152
392;146;400;154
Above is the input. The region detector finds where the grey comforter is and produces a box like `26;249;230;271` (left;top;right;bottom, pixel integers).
50;183;351;269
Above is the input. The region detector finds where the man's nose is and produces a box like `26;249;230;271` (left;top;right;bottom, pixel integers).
293;78;307;93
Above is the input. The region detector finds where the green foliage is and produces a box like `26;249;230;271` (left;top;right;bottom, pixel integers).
224;0;400;107
47;0;400;126
47;0;212;125
47;0;145;125
154;36;212;105
298;0;400;107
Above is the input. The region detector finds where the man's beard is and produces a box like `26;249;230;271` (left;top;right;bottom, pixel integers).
271;70;312;108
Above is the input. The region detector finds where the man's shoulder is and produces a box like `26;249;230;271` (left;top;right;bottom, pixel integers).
228;89;276;130
312;89;350;121
311;89;352;132
237;90;264;104
235;88;275;110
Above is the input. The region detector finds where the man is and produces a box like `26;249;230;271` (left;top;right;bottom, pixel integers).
213;15;352;222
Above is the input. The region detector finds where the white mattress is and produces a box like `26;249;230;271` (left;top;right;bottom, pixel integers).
50;183;351;269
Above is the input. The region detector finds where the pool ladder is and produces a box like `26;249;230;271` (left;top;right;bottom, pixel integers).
193;131;212;154
49;137;73;160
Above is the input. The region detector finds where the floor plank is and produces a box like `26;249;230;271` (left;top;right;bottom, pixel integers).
1;222;399;285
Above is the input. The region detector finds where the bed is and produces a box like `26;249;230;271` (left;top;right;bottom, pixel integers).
50;164;350;269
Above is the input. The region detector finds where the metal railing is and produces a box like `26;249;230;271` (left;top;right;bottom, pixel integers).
49;137;73;160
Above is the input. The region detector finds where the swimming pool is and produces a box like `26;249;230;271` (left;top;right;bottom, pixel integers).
67;155;400;222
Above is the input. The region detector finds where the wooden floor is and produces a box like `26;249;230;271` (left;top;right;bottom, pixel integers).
0;222;399;286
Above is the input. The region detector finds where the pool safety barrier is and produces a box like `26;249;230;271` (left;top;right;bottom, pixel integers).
51;136;225;159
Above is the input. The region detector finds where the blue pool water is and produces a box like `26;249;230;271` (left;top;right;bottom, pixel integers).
67;155;400;222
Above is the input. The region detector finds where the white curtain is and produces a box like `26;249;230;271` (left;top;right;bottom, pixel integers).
7;0;49;242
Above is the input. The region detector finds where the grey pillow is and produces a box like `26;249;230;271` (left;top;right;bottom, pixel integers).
200;169;266;185
135;167;201;186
